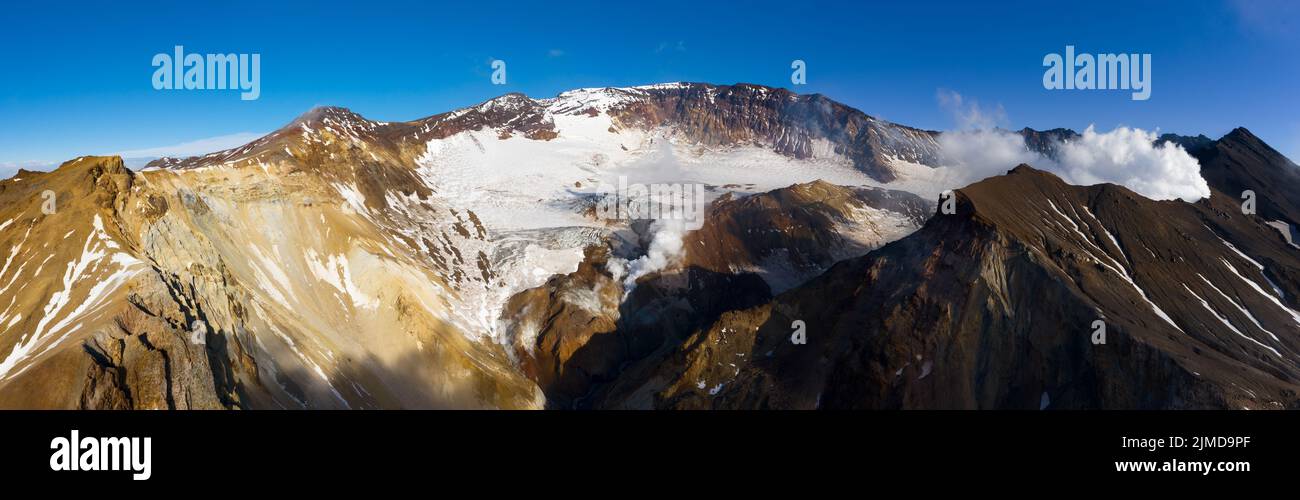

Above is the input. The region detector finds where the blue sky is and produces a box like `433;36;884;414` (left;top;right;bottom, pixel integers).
1;0;1297;174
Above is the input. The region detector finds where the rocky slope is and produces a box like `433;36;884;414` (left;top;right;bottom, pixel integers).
586;150;1300;409
1189;128;1300;248
152;83;942;183
501;181;931;407
595;83;942;181
0;83;940;408
0;149;542;408
2;83;1298;410
681;180;930;293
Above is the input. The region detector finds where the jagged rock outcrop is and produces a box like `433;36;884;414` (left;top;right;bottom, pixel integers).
502;245;622;403
683;180;931;292
601;83;941;181
0;147;543;409
1018;127;1081;159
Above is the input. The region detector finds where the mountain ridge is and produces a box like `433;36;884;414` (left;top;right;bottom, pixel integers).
137;82;943;183
584;162;1300;409
2;83;1299;409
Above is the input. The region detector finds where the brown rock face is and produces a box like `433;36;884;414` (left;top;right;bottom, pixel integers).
591;162;1300;409
503;246;622;403
502;181;930;408
604;84;941;182
683;180;931;292
0;120;544;409
151;83;942;183
0;157;262;409
1193;128;1300;237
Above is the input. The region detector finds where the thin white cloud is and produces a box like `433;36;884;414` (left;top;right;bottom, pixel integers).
655;41;686;54
0;160;58;178
937;89;1007;130
547;48;565;58
0;131;262;177
1230;0;1300;38
110;131;264;159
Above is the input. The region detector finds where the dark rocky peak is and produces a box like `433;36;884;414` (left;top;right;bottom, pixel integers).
1017;127;1080;159
144;104;408;171
1157;133;1215;155
405;92;555;142
142;156;189;170
1018;127;1079;139
1006;162;1047;175
282;105;387;140
293;105;368;124
473;92;537;112
1223;126;1260;144
1191;126;1300;238
601;82;942;182
1215;127;1297;167
961;164;1072;209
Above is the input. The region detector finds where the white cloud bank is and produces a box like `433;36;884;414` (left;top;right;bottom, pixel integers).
109;131;264;159
932;90;1208;202
937;126;1209;202
1054;126;1208;201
